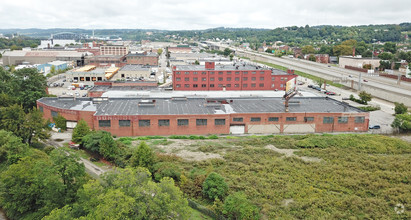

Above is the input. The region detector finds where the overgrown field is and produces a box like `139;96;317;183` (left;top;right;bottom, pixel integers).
131;134;411;219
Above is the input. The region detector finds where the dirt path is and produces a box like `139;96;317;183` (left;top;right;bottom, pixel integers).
265;145;321;162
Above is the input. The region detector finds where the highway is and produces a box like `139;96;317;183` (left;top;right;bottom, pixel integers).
208;42;411;107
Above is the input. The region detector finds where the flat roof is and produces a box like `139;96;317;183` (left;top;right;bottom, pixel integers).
38;97;364;116
127;52;157;57
174;64;290;75
120;65;152;71
90;85;158;92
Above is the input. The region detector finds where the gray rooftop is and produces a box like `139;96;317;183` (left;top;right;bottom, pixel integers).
127;52;158;57
38;97;364;116
120;65;152;71
90;85;158;92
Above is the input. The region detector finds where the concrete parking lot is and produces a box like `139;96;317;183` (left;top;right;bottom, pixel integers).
47;73;92;97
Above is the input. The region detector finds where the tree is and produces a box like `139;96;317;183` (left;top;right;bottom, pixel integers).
333;45;352;56
394;102;408;115
301;45;315;54
130;141;155;170
98;132;118;160
383;42;397;54
308;55;316;62
391;113;411;132
153;162;181;182
223;192;260;220
0;130;30;165
50;149;87;203
194;60;200;65
21;107;50;145
314;78;324;87
72;119;90;144
358;91;372;105
157;48;163;56
223;48;232;56
53;114;67;131
202;172;228;200
82;130;108;153
50;65;56;74
378;52;395;60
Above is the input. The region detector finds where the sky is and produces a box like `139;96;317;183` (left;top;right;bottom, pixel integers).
0;0;410;30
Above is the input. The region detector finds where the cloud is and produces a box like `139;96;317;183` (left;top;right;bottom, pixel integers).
0;0;409;30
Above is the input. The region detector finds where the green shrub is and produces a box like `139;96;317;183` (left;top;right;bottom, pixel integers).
202;172;228;200
223;192;260;220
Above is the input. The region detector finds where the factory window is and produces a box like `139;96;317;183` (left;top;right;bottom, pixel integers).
260;77;264;81
176;84;181;88
226;84;231;87
210;71;215;74
176;72;181;74
281;77;284;81
202;77;207;81
304;117;314;122
260;71;265;74
338;117;348;124
176;77;181;81
251;77;256;81
235;71;240;74
285;77;288;81
243;84;248;88
202;84;207;88
323;117;334;124
218;72;223;75
215;119;226;125
184;72;189;74
119;120;131;127
193;72;198;74
193;77;198;81
252;71;256;74
227;71;232;74
235;77;240;81
178;119;189;126
286;117;297;121
193;84;198;88
51;110;58;118
234;84;239;87
272;77;275;81
218;77;223;81
259;83;264;87
271;84;275;88
251;83;256;88
158;119;170;126
280;84;284;88
243;77;248;81
210;77;215;81
184;84;190;88
268;117;279;122
99;120;111;127
39;106;43;112
243;71;248;74
233;117;243;122
226;77;232;81
250;117;261;122
139;120;150;127
201;72;207;75
210;84;215;88
355;116;365;123
185;77;189;81
218;84;223;87
196;119;207;126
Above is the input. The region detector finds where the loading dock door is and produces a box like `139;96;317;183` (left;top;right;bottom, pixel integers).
230;125;245;134
66;121;78;129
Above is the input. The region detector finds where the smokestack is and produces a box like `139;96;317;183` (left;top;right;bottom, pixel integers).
352;47;355;57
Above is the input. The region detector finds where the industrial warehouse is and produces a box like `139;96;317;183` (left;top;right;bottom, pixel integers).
37;96;369;137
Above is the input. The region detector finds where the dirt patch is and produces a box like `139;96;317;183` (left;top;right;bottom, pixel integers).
281;198;294;207
396;135;411;143
265;145;321;162
152;139;225;161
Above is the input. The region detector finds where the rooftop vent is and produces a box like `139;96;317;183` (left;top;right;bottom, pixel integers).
138;99;156;107
171;96;187;101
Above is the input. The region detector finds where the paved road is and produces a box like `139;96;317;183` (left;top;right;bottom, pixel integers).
47;131;109;177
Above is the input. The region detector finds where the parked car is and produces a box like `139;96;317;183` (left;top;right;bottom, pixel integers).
369;125;381;129
308;84;313;88
326;91;336;95
348;75;353;78
363;79;368;82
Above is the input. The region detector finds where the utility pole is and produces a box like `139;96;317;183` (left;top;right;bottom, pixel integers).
358;72;362;91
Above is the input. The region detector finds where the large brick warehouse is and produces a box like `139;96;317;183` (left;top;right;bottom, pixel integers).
172;62;297;91
37;96;369;137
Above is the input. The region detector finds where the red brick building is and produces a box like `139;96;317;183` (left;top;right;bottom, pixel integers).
87;55;127;67
172;62;297;91
126;52;158;66
37;97;369;137
100;46;128;56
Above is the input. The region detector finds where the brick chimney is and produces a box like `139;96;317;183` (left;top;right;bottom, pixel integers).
352;47;355;57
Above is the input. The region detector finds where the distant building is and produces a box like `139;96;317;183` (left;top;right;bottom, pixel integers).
168;46;192;53
126;52;158;66
112;65;153;80
37;61;68;74
100;45;128;56
86;55;127;67
339;56;380;70
2;50;87;66
172;62;297;91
